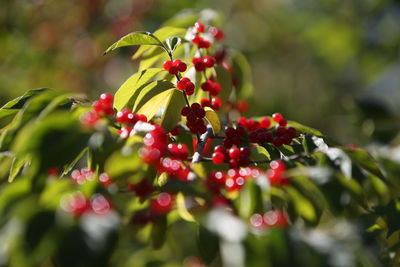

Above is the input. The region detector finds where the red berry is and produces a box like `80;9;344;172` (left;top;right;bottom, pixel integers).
240;147;251;156
279;119;287;127
214;49;227;63
100;93;113;104
194;22;205;33
211;97;222;110
272;113;284;123
191;103;201;110
177;62;187;72
236;100;249;113
181;106;191;116
150;193;173;214
263;210;289;228
214;145;225;153
272;136;283;147
198;40;211;49
169;66;178;75
209;82;222;96
287;127;297;138
276;126;287;136
163;60;173;71
170;126;181;136
201;81;212;92
260;118;271;129
212;152;225;164
209;27;224;41
194;61;205;72
99;173;112;187
229;147;241;160
201;98;211;108
203;56;215;68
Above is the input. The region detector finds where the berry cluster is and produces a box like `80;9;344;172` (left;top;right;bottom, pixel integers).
176;77;195;95
200;97;222;111
192;22;225;48
81;93;114;127
61;191;111;217
140;125;169;165
116;108;147;138
71;168;113;187
238;114;297;147
93;93;114;116
192;56;215;72
212;145;251;168
163;59;187;75
160;158;190;181
167;143;188;160
200;79;222;96
223;126;246;148
181;103;207;134
128;178;154;201
71;168;94;184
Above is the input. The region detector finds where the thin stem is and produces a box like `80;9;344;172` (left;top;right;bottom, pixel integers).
192;126;213;163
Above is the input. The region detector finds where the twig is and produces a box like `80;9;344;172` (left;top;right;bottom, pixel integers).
192;126;213;163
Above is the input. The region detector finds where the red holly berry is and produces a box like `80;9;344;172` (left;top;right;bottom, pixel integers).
272;113;284;123
260;118;271;129
229;147;241;160
150;193;173;215
194;22;205;33
211;97;222;110
202;56;215;68
212;152;225;164
209;26;224;41
99;173;112;187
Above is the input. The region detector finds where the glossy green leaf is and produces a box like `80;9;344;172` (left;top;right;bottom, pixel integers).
8;155;30;182
113;68;164;111
132;80;175;112
288;121;323;137
341;147;385;179
251;146;270;161
104;31;165;55
136;88;174;122
204;107;221;134
237;180;263;218
133;27;187;59
286;187;316;222
160;89;186;132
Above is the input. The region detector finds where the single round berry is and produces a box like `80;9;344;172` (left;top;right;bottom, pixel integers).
203;56;215;68
279;119;287;127
177;61;187;72
240;147;251;156
181;106;191;116
260;118;271;129
212;152;225;164
194;22;205;33
211;97;222;110
163;60;173;71
209;27;224;41
100;93;113;104
194;61;205;72
272;113;284;123
229;147;241;160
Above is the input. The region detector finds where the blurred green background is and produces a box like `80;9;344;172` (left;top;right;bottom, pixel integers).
1;0;399;145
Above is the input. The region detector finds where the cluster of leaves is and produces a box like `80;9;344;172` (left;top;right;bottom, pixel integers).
0;13;400;267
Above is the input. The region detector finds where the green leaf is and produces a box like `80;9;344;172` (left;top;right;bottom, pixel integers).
104;31;165;55
288;121;323;137
251;146;270;161
136;88;174;122
237;180;263;218
165;36;181;54
0;88;49;110
176;192;195;222
215;65;233;103
286;187;316;222
12;111;90;173
204;107;221;134
113;68;164;111
133;27;187;59
8;155;30;182
132;80;175;113
160;89;186;132
341;147;385;179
